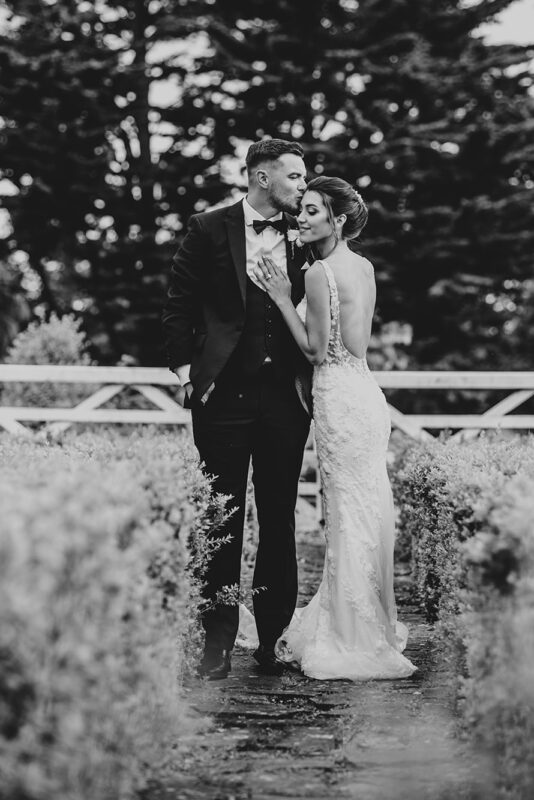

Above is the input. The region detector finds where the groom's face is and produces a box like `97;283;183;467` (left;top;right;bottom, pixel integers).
266;154;307;215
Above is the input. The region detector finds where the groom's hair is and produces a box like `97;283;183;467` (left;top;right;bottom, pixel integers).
246;139;304;174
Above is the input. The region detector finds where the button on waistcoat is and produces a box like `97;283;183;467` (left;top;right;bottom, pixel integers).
228;278;295;377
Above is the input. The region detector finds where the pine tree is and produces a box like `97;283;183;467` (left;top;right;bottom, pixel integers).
0;263;31;355
1;0;533;370
0;0;122;354
174;0;534;370
0;0;206;363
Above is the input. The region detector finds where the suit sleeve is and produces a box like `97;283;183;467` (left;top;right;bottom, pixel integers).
162;214;207;370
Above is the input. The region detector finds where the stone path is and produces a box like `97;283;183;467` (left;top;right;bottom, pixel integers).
153;528;496;800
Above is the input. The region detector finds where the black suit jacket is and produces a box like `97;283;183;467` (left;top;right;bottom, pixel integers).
162;199;312;409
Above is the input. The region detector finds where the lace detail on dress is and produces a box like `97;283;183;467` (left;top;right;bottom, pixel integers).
319;258;372;376
274;259;416;680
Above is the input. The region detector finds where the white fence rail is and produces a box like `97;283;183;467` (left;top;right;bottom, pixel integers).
1;365;534;439
2;365;533;520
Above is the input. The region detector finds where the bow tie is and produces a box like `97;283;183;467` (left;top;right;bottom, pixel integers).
252;218;288;235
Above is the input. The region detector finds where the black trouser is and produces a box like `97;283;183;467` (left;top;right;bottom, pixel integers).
191;364;310;652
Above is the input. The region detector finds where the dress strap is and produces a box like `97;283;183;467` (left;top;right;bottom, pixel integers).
315;259;340;329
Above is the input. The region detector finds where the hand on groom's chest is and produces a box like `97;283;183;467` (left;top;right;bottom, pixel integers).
242;198;288;290
220;200;302;307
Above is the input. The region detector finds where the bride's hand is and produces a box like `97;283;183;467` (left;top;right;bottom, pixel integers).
254;255;292;306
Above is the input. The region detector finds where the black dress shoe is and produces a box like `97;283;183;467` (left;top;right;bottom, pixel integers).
197;648;232;680
253;645;285;676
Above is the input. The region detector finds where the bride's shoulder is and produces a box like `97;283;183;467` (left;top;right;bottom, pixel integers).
350;252;374;276
304;259;329;286
304;259;329;276
304;258;327;271
303;261;330;301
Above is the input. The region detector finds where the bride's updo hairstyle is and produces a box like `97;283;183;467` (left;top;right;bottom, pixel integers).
305;176;368;242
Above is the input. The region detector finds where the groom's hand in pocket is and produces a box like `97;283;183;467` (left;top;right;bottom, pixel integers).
175;380;193;409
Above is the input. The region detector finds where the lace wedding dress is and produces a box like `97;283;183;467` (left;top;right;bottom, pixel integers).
276;259;416;680
238;259;416;679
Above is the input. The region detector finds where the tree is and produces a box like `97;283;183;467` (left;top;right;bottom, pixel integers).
0;0;122;355
1;0;533;372
174;0;534;370
0;0;210;363
0;262;31;355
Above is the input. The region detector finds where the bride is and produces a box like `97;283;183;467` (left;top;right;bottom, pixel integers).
251;176;416;680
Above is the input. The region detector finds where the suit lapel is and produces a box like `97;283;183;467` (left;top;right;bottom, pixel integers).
225;205;304;308
225;201;247;307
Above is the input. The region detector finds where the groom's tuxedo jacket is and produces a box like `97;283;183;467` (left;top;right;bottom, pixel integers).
162;199;312;409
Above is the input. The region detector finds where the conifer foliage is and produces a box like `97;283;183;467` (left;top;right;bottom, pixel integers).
0;0;532;367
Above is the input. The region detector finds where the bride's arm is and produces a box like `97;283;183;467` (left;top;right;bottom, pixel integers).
254;257;330;365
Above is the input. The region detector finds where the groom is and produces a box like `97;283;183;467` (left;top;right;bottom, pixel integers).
162;139;311;679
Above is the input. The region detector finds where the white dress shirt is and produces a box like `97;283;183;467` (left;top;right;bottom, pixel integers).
177;197;288;387
242;196;288;289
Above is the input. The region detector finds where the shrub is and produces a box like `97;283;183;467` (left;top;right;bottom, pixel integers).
393;434;534;799
459;474;534;799
392;434;534;622
1;313;180;419
0;428;230;800
1;313;94;408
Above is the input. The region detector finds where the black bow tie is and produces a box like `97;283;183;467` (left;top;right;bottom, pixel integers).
252;218;288;235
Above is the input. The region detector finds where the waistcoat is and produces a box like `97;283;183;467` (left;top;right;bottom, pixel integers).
226;278;296;378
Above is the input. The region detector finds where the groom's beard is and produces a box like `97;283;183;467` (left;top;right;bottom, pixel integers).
268;187;302;216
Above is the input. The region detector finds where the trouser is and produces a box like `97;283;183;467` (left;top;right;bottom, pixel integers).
191;364;310;651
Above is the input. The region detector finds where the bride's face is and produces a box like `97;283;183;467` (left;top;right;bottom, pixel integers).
297;190;334;244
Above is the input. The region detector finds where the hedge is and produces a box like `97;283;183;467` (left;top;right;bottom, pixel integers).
0;428;230;800
393;434;534;800
1;314;95;408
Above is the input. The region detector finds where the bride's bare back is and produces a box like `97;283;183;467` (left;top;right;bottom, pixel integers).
325;251;376;359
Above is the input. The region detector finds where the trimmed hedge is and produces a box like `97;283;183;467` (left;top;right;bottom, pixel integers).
1;314;95;408
393;434;534;799
0;428;229;800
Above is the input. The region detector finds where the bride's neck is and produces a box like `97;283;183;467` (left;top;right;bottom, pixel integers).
315;237;349;260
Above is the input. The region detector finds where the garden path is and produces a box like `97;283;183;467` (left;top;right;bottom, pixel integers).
153;522;496;800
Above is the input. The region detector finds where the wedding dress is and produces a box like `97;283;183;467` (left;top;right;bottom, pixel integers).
239;259;416;680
